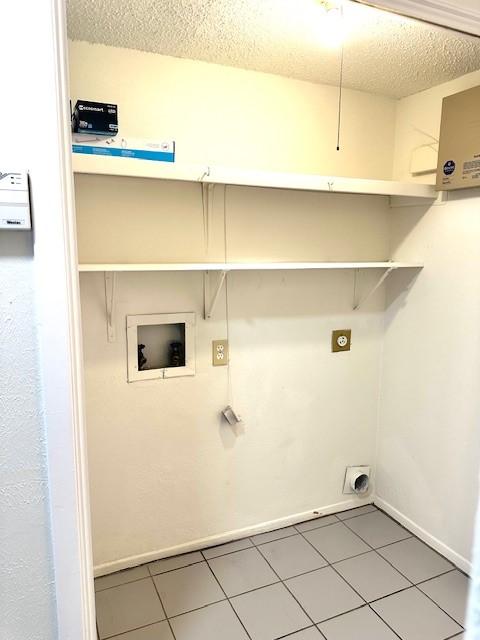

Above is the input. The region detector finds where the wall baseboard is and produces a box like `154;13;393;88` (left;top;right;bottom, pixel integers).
94;497;371;576
375;496;472;575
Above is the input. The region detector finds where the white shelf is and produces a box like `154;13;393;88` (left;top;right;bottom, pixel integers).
84;261;423;326
72;154;436;199
78;261;422;273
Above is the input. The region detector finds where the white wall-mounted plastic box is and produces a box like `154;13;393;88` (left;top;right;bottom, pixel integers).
0;170;31;230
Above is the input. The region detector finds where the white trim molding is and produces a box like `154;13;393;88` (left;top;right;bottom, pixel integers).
361;0;480;37
94;498;373;576
34;1;96;638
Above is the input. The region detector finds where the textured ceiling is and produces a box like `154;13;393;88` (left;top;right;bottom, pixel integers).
66;0;480;98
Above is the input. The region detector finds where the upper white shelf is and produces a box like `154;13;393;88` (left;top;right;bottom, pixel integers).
78;261;422;273
72;155;437;199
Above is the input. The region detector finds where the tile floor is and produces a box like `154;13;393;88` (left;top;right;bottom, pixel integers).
94;505;469;640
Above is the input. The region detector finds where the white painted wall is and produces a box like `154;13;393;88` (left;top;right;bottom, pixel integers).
72;40;480;575
377;71;480;570
1;3;57;639
81;268;385;571
0;235;57;639
70;41;397;571
68;41;397;180
76;179;389;570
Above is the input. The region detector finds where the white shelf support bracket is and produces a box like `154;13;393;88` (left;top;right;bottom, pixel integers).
353;266;395;310
104;271;117;341
201;182;215;254
204;270;227;319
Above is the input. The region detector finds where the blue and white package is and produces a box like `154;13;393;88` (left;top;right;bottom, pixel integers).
72;136;175;163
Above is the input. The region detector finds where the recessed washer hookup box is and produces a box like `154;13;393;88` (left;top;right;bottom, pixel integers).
437;85;480;191
72;100;118;136
72;136;175;163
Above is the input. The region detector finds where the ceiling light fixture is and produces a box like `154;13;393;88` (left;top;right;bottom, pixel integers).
314;0;347;48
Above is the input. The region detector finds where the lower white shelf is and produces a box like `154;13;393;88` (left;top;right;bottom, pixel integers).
83;261;423;333
78;261;422;272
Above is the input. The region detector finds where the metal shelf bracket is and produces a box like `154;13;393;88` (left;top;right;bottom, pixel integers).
204;270;227;319
201;182;215;252
104;271;117;341
353;266;395;310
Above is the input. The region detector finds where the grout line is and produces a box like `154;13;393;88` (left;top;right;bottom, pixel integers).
339;518;416;581
253;531;300;546
202;552;254;640
256;547;330;582
333;505;379;522
294;520;339;535
368;584;416;604
297;530;370;609
374;504;468;578
96;559;207;593
418;585;466;630
274;624;321;639
148;557;204;577
373;506;419;537
250;536;320;630
368;582;465;630
311;603;366;626
202;538;254;558
340;513;412;549
340;513;466;628
296;520;462;635
165;597;228;620
415;567;457;586
414;583;466;629
300;521;374;566
149;574;178;640
95;574;154;592
366;604;404;640
100;615;170;640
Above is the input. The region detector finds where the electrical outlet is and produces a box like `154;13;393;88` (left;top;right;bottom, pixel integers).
212;339;229;366
332;329;351;352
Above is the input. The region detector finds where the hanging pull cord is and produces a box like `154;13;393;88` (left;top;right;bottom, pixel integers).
336;7;345;151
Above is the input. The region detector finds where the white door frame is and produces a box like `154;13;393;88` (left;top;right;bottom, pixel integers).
40;1;477;638
35;1;96;638
360;0;480;37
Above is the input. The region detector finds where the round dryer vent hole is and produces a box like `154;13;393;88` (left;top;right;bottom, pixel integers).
343;465;371;495
352;473;369;494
